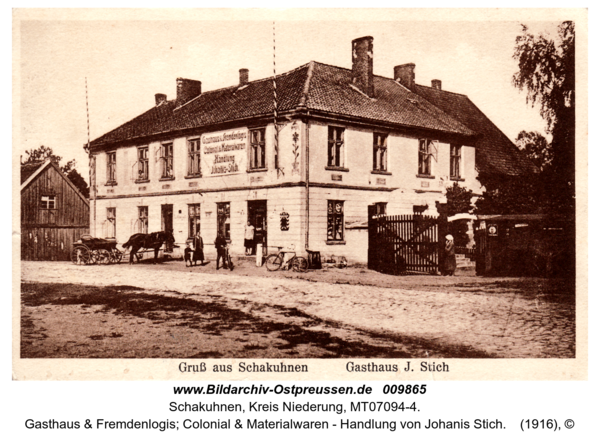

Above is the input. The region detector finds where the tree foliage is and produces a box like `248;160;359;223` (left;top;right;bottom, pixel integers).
445;182;474;216
512;21;575;214
515;130;552;171
23;145;89;198
476;21;575;216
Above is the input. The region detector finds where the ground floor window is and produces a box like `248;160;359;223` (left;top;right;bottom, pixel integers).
217;202;231;240
137;206;148;234
106;207;116;238
327;200;344;242
188;204;201;238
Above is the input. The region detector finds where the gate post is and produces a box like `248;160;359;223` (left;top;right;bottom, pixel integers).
435;201;448;274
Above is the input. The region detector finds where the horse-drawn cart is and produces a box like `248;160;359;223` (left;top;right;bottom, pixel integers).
71;235;123;265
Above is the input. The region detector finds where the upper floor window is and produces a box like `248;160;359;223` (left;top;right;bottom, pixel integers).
418;139;435;176
160;142;174;179
327;127;345;168
137;146;149;181
249;128;266;170
450;144;462;179
187;138;201;177
106;151;117;183
40;195;56;209
373;133;388;172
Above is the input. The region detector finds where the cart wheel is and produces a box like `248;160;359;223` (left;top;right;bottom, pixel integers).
109;249;123;264
96;249;111;265
265;254;283;271
71;246;90;265
292;256;308;272
87;250;99;265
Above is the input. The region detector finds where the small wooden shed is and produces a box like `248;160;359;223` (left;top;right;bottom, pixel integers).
474;214;574;277
21;160;90;261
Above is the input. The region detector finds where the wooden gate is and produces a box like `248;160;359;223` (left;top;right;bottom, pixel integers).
368;210;439;275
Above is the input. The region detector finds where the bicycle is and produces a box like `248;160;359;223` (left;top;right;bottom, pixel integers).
265;246;308;272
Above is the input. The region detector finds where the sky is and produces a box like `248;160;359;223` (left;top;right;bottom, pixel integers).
15;9;574;179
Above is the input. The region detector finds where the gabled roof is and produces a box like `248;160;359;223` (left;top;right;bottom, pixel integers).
89;61;533;177
21;159;90;206
412;84;537;176
20;160;45;184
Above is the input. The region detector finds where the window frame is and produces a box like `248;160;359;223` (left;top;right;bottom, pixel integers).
327;126;346;170
137;146;149;182
326;200;345;243
137;206;148;234
40;195;56;210
106;207;116;239
249;128;267;171
373;132;388;172
216;202;231;241
418;139;434;177
160;142;174;180
106;151;117;184
187;138;202;177
188;203;201;239
450;144;462;180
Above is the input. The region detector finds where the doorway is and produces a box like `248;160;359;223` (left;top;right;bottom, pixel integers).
247;200;267;255
161;204;173;251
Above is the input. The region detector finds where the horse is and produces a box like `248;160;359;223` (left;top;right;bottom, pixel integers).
122;231;175;264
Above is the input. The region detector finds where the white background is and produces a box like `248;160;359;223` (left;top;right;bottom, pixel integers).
7;1;597;438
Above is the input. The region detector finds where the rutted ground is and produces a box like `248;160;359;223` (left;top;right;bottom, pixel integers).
20;261;576;358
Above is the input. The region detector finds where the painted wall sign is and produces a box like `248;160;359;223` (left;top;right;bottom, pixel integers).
202;129;247;176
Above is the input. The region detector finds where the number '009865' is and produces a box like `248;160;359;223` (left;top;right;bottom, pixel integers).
383;384;427;394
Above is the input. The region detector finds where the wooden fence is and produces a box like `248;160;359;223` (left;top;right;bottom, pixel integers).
368;214;440;275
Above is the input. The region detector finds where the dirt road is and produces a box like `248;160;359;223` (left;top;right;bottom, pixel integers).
20;261;575;358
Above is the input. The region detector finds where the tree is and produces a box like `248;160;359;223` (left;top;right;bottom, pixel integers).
512;21;575;215
445;182;474;216
22;145;89;198
444;182;474;248
515;130;552;171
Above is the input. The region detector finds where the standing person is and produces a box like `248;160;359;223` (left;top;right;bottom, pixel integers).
192;231;204;266
244;221;255;255
215;231;227;270
443;234;456;276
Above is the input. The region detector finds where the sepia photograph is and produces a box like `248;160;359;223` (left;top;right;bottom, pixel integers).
13;8;586;380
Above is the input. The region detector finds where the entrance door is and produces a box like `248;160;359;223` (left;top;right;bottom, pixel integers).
247;200;267;255
161;204;173;251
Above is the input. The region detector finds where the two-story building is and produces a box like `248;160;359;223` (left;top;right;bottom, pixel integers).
87;36;533;262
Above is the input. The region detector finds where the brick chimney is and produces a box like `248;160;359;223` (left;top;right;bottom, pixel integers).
394;63;415;89
351;36;374;98
239;68;249;86
431;79;442;90
176;78;202;106
155;93;167;106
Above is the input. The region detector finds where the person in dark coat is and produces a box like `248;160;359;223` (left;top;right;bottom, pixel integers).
192;231;204;266
215;232;227;270
442;234;457;276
